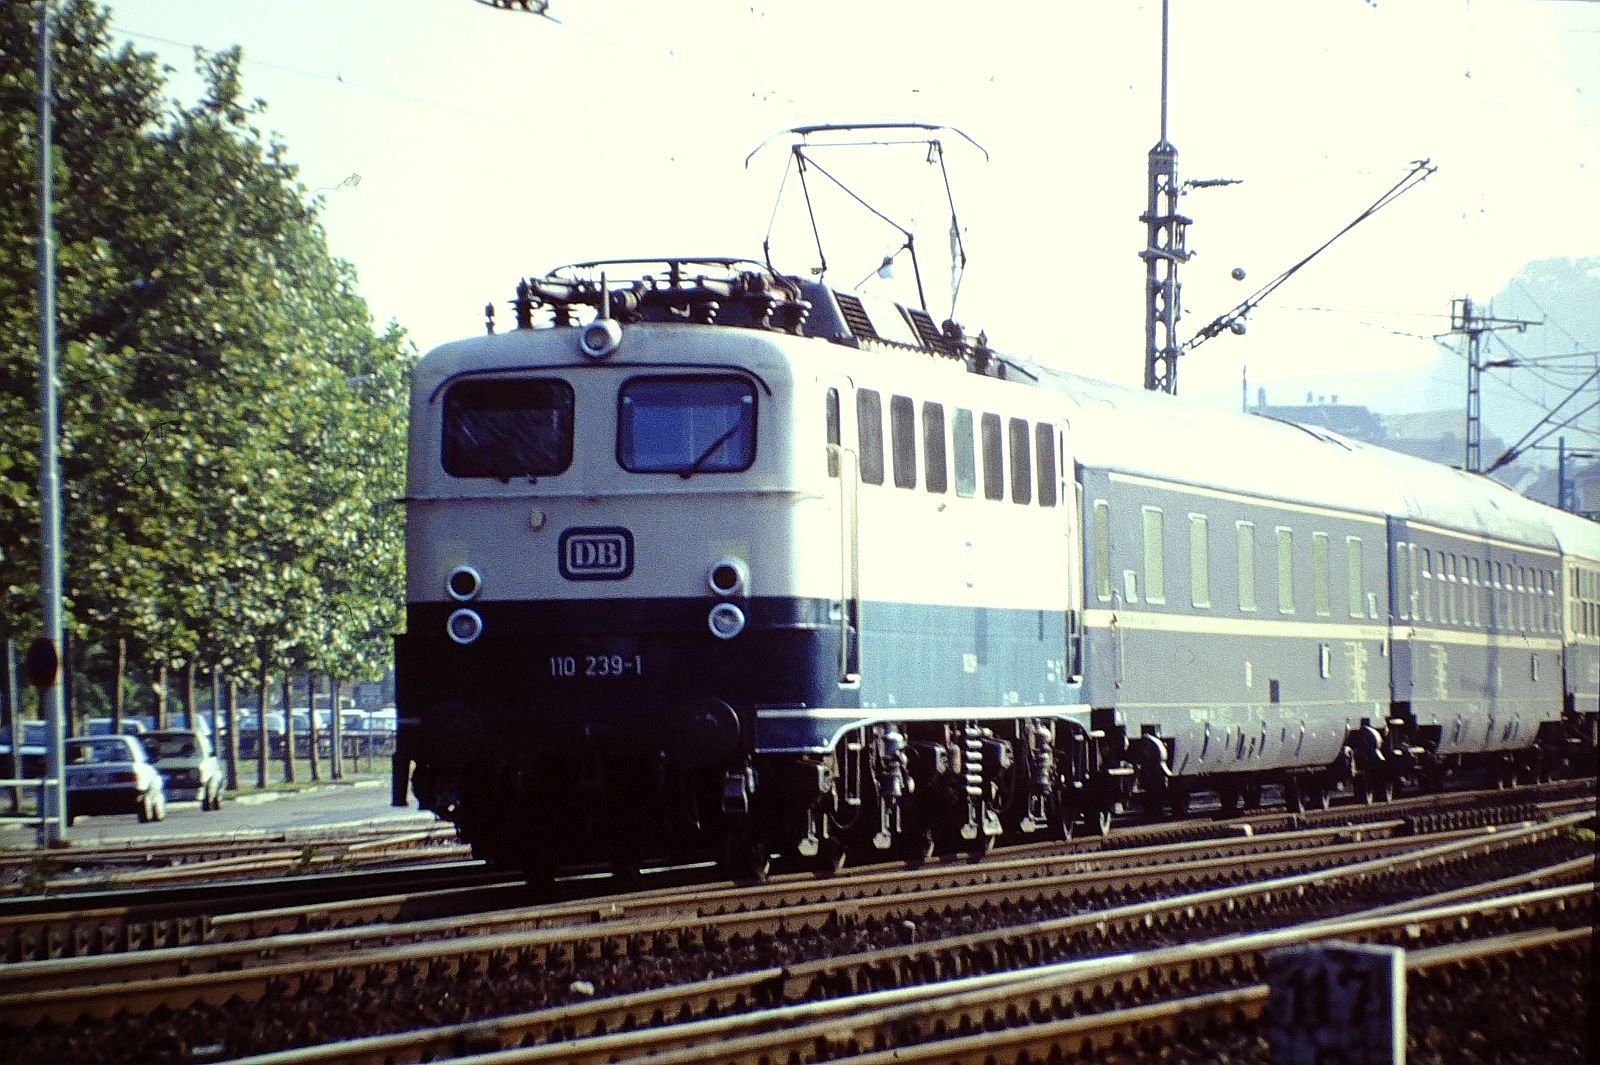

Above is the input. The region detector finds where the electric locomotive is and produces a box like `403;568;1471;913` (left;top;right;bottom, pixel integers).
394;257;1106;878
394;255;1600;881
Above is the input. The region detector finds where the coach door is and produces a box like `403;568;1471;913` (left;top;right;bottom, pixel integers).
1057;420;1084;681
824;379;861;685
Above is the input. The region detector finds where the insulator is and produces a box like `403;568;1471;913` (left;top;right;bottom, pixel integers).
514;279;534;330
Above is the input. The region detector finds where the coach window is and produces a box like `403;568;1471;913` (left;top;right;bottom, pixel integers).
1427;546;1440;623
1035;424;1058;507
443;377;575;479
1469;557;1481;627
1143;506;1166;605
1190;514;1210;609
1439;553;1450;623
952;408;976;498
1237;521;1257;612
923;402;948;493
1093;500;1112;601
1447;553;1459;625
1009;418;1032;505
1493;562;1505;625
981;413;1004;501
1517;566;1528;632
857;389;885;485
1408;544;1419;619
1466;556;1476;624
890;394;917;489
1394;541;1410;620
1312;532;1330;617
1346;536;1364;618
1276;526;1294;614
1546;569;1555;632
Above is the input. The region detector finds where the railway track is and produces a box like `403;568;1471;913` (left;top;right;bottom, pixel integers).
0;785;1589;1063
0;820;467;897
0;776;1583;966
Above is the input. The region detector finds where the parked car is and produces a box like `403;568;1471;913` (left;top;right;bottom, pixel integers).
84;716;154;737
63;734;166;824
289;708;334;756
140;728;225;810
0;721;49;777
236;710;287;757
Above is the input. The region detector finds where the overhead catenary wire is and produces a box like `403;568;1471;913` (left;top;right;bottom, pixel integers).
1485;367;1600;473
1184;159;1438;352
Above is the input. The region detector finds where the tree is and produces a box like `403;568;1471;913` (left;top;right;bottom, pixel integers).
1;1;409;729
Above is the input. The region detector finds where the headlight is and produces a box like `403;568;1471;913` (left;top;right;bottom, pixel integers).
579;318;622;359
446;565;482;602
707;602;746;640
447;608;484;645
707;558;748;597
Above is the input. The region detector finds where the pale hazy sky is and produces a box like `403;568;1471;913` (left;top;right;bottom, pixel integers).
101;0;1599;409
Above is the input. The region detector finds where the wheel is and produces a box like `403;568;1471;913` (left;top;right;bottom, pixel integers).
1053;797;1079;841
1168;787;1190;818
1306;784;1330;811
899;821;937;866
724;830;771;884
1358;773;1392;804
814;838;849;877
1083;805;1113;837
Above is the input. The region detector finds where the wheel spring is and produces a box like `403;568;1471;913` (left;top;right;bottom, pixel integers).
963;726;985;798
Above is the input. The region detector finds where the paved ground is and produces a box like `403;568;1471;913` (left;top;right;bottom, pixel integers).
0;777;444;851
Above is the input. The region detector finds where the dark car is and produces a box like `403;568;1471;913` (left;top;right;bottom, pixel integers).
64;735;167;824
141;729;224;810
0;721;49;778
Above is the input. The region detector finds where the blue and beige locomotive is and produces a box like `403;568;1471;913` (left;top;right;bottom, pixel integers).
393;256;1599;879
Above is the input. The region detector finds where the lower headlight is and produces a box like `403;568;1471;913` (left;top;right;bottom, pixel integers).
447;608;484;645
707;602;746;640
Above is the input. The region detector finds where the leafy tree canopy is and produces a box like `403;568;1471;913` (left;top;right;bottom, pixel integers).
1;0;409;696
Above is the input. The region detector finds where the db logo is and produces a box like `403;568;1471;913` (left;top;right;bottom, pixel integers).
559;527;634;581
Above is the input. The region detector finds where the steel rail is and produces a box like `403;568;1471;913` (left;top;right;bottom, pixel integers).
223;881;1593;1065
0;812;1541;998
5;811;1581;1039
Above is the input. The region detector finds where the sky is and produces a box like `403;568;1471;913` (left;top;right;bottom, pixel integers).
99;0;1599;415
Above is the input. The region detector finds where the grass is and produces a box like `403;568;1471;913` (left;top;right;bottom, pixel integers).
223;754;392;794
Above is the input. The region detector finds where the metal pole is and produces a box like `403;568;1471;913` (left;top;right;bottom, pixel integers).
1558;436;1568;512
1141;0;1189;395
36;0;68;844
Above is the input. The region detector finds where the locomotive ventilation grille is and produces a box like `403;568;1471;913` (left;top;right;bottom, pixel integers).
832;292;879;341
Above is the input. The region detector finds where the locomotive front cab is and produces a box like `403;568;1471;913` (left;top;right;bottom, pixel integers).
395;271;837;876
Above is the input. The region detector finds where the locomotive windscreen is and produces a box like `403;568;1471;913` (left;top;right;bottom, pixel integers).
442;377;574;479
617;375;756;475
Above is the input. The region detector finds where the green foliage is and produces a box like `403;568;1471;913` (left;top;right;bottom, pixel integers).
0;1;409;699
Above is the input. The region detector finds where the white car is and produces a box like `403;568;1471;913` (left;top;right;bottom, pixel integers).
141;729;225;810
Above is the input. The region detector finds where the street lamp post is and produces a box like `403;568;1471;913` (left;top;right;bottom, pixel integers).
36;0;68;844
